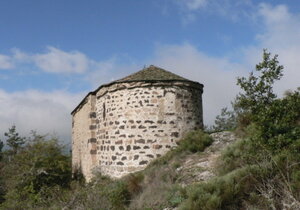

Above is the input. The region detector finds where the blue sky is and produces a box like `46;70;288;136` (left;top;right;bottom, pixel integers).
0;0;299;144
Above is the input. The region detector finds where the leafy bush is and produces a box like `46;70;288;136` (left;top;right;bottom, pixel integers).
217;138;257;175
253;89;300;151
179;165;270;210
177;130;213;153
127;130;213;209
149;130;213;168
213;107;237;132
128;166;180;210
125;173;144;195
197;50;300;209
0;132;71;209
234;49;300;151
0;140;3;161
235;49;283;118
5;125;25;156
107;180;131;208
45;174;132;210
167;185;187;207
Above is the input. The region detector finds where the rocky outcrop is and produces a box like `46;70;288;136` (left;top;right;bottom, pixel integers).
176;131;238;186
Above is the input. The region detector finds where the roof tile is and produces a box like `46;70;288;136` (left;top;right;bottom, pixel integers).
116;65;190;82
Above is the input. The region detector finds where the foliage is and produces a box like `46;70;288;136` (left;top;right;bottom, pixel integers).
177;130;213;153
181;135;300;209
253;89;300;151
167;185;187;208
180;167;246;210
149;130;213;167
181;49;300;209
0;132;71;209
0;154;4;204
0;139;3;161
212;107;237;132
50;175;131;210
5;125;25;155
234;49;300;152
127;130;213;209
0;128;212;209
0;50;299;209
235;49;283;118
179;165;272;210
106;180;131;208
216;137;300;209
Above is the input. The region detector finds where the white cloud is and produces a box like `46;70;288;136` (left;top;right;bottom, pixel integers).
148;43;247;126
33;47;90;73
5;47;95;74
174;0;254;23
183;0;207;10
11;48;31;62
148;2;300;124
0;89;84;145
242;3;300;94
86;58;140;89
0;54;14;69
85;58;118;87
1;2;299;140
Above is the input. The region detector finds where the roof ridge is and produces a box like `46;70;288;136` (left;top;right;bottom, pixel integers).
116;65;190;82
71;65;203;115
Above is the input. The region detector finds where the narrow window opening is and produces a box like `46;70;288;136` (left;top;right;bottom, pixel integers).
103;103;106;119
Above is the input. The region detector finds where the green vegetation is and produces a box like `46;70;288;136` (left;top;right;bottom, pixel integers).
0;139;3;161
178;49;300;209
0;128;212;209
212;107;237;132
127;130;212;209
5;125;25;155
0;49;299;209
0;130;72;209
149;130;212;167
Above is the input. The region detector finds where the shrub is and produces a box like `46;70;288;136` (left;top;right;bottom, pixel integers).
216;132;300;209
177;130;213;153
128;130;213;209
167;185;187;208
0;133;71;209
213;107;237;132
149;130;213;168
179;166;269;210
253;89;300;151
5;125;26;156
125;173;144;195
235;49;283;120
112;181;131;207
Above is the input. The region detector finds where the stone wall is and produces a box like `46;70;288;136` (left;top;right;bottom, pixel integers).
72;94;97;181
72;81;203;180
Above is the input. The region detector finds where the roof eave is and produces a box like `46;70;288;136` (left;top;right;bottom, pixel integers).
71;79;203;115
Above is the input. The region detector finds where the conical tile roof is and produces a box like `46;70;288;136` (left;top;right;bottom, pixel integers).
116;65;191;82
71;65;202;114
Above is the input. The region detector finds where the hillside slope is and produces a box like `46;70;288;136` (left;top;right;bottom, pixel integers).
127;131;238;210
175;131;237;186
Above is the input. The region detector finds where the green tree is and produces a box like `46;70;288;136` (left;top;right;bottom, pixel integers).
213;107;237;131
1;132;71;208
5;125;25;155
235;49;300;151
235;49;283;121
255;88;300;150
181;50;300;210
0;139;3;161
0;139;4;204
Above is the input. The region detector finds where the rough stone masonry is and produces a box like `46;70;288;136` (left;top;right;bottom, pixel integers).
71;65;204;181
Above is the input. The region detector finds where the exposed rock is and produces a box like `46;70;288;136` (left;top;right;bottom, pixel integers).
176;131;238;186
